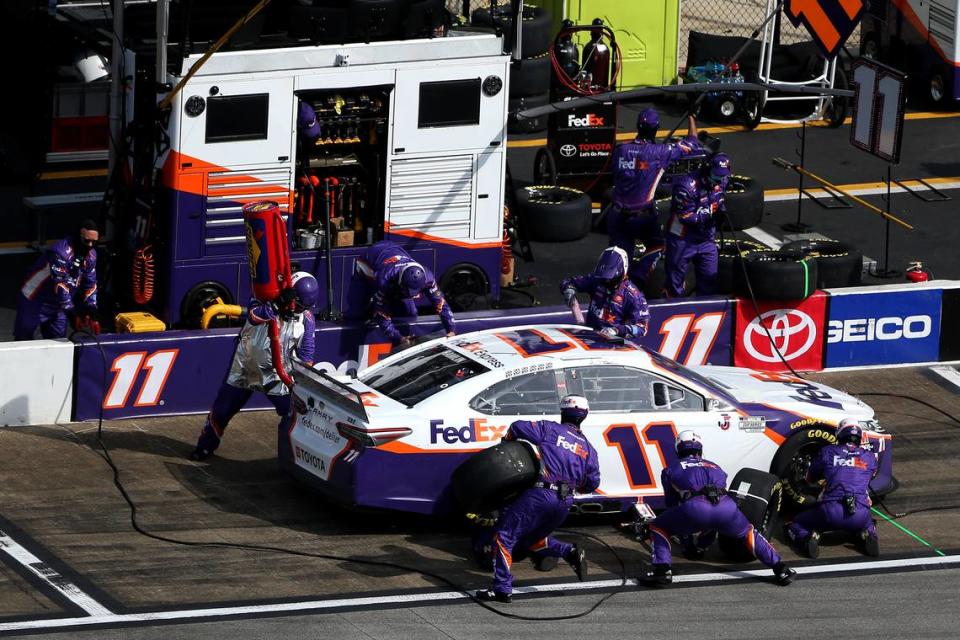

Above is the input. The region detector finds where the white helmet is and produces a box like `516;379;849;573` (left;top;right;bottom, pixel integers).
675;430;703;456
560;395;589;426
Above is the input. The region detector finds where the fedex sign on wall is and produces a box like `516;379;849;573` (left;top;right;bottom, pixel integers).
825;289;941;367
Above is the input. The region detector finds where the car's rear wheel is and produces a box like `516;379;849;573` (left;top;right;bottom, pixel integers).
451;440;540;514
719;468;783;561
770;426;837;507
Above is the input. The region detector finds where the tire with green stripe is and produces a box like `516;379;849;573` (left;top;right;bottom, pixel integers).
779;238;863;288
736;251;818;300
716;237;767;294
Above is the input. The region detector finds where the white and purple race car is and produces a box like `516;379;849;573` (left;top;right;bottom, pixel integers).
281;325;893;515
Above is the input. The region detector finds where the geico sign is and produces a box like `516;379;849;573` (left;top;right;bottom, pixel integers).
827;315;932;343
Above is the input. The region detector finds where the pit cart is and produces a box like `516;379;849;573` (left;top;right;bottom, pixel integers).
532;19;621;195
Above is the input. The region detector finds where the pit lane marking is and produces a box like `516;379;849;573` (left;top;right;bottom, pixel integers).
0;528;112;617
1;555;959;634
929;365;960;392
764;176;960;202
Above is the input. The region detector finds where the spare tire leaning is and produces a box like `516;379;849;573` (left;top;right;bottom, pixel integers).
515;185;592;242
716;237;767;294
451;440;539;514
509;92;549;134
510;53;552;98
718;468;783;561
721;174;764;231
736;250;818;300
471;5;552;58
779;238;863;288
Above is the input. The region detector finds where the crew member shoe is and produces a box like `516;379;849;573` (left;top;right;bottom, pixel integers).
533;555;558;572
566;546;588;581
804;532;820;559
643;564;673;588
860;530;880;557
475;589;512;603
188;447;213;461
773;562;797;586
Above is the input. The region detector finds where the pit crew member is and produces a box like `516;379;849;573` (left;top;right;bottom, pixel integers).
190;272;319;461
663;154;728;297
785;418;880;558
607;108;699;289
559;246;649;339
476;395;600;603
357;241;455;347
14;219;99;340
644;430;796;587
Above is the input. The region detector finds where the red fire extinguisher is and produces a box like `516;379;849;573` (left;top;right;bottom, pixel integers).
906;261;930;283
243;201;293;301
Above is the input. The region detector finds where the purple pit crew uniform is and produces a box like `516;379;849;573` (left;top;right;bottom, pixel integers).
357;241;455;343
785;442;878;547
559;274;649;339
608;136;698;287
14;237;97;340
489;418;600;597
649;455;783;569
193;300;316;459
664;176;721;297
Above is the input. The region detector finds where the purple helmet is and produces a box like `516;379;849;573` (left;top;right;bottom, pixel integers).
636;107;660;141
836;418;863;445
398;263;427;298
592;246;628;287
672;175;699;207
675;430;703;457
709;153;732;182
291;271;320;311
560;395;589;427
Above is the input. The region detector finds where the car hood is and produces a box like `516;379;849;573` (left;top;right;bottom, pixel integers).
691;366;873;422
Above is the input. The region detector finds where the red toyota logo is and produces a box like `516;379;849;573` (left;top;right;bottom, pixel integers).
742;309;817;363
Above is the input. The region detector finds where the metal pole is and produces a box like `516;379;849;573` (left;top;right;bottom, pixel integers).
782;121;811;232
106;0;125;241
874;164;901;278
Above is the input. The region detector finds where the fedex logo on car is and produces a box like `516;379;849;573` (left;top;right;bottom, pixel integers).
430;418;508;444
556;434;589;459
567;113;605;127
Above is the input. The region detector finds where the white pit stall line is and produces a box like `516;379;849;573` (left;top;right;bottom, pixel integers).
0;528;112;617
764;179;960;203
930;365;960;391
1;555;959;633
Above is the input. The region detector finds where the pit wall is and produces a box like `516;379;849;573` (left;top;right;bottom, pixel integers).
1;280;957;426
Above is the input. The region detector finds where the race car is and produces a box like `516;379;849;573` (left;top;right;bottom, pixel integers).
281;325;893;515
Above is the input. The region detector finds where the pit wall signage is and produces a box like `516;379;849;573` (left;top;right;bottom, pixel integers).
734;292;828;373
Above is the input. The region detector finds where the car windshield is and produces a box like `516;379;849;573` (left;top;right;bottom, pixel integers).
360;345;489;407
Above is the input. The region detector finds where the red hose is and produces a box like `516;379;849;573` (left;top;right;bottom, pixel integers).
132;245;155;305
268;318;295;388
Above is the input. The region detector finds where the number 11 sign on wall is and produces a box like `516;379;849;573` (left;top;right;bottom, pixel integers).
850;57;907;164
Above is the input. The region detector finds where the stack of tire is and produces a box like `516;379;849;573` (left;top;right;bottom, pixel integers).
514;184;592;242
732;237;863;300
471;4;553;134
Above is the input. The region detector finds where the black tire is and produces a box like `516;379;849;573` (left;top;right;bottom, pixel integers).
508;92;549;134
718;468;783;561
742;70;764;130
780;238;862;288
770;426;838;507
451;441;539;514
928;65;949;107
515;185;592;242
510;53;552;98
471;5;552;58
737;250;818;300
533;146;558;185
716;237;767;294
180;280;233;329
721;174;764;230
438;263;490;309
824;67;849;128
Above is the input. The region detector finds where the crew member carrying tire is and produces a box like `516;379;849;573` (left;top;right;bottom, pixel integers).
476;395;600;604
643;431;796;588
784;419;880;558
607;109;699;289
356;241;456;347
559;246;649;339
663;153;731;297
190;272;319;461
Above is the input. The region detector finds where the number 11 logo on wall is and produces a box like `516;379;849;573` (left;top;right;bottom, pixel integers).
850;57;907;164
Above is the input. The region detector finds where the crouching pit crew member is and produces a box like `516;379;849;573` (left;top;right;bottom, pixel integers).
644;431;796;587
357;241;455;348
560;246;649;339
476;395;601;603
785;418;880;558
190;272;319;461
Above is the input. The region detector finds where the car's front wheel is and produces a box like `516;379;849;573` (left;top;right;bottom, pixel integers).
770;426;837;507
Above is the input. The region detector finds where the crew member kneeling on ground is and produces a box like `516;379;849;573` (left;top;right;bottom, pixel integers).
785;418;880;558
608;108;699;289
559;246;649;339
663;153;730;297
14;219;100;339
644;430;796;587
476;395;601;603
357;241;455;347
190;272;319;461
